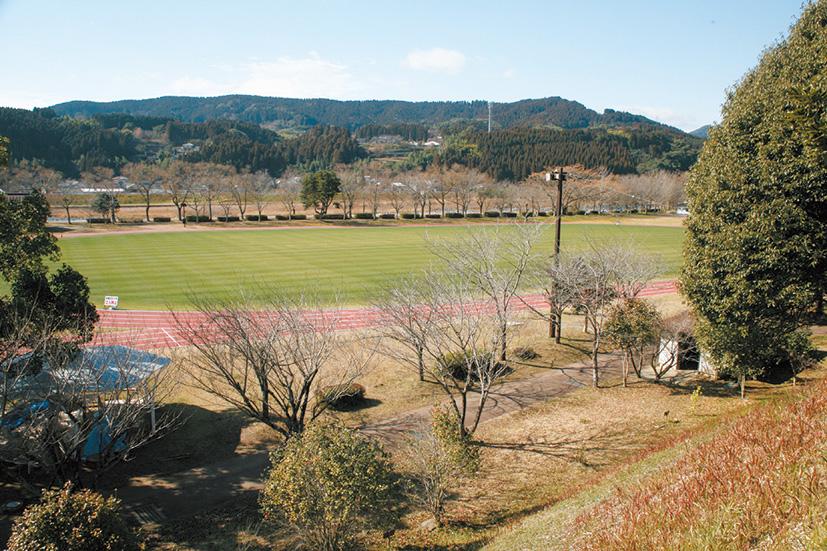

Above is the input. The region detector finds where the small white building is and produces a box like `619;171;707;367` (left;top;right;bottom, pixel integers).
676;204;690;216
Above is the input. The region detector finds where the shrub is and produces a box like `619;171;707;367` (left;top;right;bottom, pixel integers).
8;483;139;551
438;350;495;381
245;214;269;221
85;218;108;224
446;212;465;218
379;213;396;219
317;383;366;410
538;211;549;216
216;215;239;222
260;423;399;550
425;213;442;219
484;211;501;217
501;211;518;218
152;216;171;223
431;405;480;476
354;212;375;219
466;213;482;218
514;346;539;360
185;214;211;222
291;214;307;220
401;212;418;219
319;213;346;220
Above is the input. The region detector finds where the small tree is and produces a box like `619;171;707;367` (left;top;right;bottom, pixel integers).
260;423;399;551
605;298;662;386
7;483;139;551
91;192;119;222
301;169;341;216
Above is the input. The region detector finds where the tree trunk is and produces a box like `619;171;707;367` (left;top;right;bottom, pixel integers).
622;352;628;387
592;342;599;388
64;206;72;224
740;372;746;399
417;345;425;382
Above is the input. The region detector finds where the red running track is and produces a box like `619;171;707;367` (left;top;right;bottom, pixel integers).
92;280;678;351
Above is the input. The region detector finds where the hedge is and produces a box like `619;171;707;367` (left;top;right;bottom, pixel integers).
425;213;442;219
354;212;375;220
245;214;269;221
501;212;518;218
86;218;109;224
484;211;501;218
216;216;239;222
291;214;308;220
315;213;346;220
152;217;172;223
401;213;420;219
185;215;211;222
466;213;481;218
379;213;396;219
446;212;465;219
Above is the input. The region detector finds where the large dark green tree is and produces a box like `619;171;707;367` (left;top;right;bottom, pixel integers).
682;1;826;392
0;190;98;343
301;169;341;216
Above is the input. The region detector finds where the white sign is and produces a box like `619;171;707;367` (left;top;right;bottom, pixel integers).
104;296;119;309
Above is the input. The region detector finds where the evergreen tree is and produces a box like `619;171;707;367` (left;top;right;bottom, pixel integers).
682;1;826;392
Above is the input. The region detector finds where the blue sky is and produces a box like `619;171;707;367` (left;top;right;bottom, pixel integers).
0;0;806;130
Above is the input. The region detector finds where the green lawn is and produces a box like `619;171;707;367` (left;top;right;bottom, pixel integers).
56;224;684;310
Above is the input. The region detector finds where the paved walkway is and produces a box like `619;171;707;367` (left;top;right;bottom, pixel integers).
112;352;620;525
93;281;678;350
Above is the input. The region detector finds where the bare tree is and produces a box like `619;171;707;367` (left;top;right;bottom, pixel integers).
231;172;251;220
81;167;117;222
276;170;302;219
430;172;451;217
1;325;177;488
402;426;460;526
522;253;583;343
249;171;273;221
337;166;363;219
172;293;372;437
161;160;191;222
429;222;542;361
387;181;407;218
406;174;432;219
122;163;159;222
447;168;474;215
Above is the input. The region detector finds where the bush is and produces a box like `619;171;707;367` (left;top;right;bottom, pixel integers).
317;383;366;410
379;213;396;219
8;483;139;551
185;214;211;222
425;213;442;219
438;350;495;381
85;218;108;224
514;346;539;360
501;211;518;218
446;212;465;218
354;212;375;219
401;212;419;219
152;216;171;223
318;213;346;220
466;213;482;218
538;211;549;216
215;215;238;222
245;214;268;221
291;214;307;220
431;405;480;475
261;423;398;550
484;211;501;217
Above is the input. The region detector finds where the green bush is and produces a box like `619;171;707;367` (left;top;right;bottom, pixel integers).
216;215;238;222
466;213;482;218
317;213;346;220
245;214;268;221
501;211;518;218
290;214;307;220
185;214;211;222
260;423;398;551
317;383;366;410
8;483;139;551
401;212;419;219
85;218;108;224
438;350;495;381
431;405;480;475
379;213;396;219
425;213;442;219
484;211;501;217
446;212;464;218
354;212;375;219
152;216;171;222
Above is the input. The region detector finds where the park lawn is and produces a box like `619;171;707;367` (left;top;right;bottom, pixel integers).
56;223;685;310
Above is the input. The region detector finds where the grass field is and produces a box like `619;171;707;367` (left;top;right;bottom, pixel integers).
56;223;685;310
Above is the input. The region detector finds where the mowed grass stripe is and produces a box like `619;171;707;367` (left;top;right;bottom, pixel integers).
55;224;684;310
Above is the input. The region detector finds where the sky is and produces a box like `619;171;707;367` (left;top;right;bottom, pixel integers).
0;0;807;131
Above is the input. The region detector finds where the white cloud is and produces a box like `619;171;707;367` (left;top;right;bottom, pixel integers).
502;68;516;79
403;48;466;74
617;105;701;132
170;76;228;97
238;53;364;99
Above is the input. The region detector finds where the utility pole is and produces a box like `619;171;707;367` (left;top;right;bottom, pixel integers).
547;167;567;341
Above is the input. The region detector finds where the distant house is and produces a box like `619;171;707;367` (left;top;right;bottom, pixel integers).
676;204;690;216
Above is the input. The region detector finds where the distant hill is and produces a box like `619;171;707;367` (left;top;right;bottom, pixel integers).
50;95;681;133
689;124;711;138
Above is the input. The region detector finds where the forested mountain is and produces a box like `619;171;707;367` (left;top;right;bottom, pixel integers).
689;124;711;138
51;95;677;132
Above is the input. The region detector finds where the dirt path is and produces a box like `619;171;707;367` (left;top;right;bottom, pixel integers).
112;353;620;526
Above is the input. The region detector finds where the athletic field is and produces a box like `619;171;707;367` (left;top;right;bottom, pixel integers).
57;224;684;310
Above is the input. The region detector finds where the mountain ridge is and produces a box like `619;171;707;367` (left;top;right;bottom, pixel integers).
49;94;687;135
